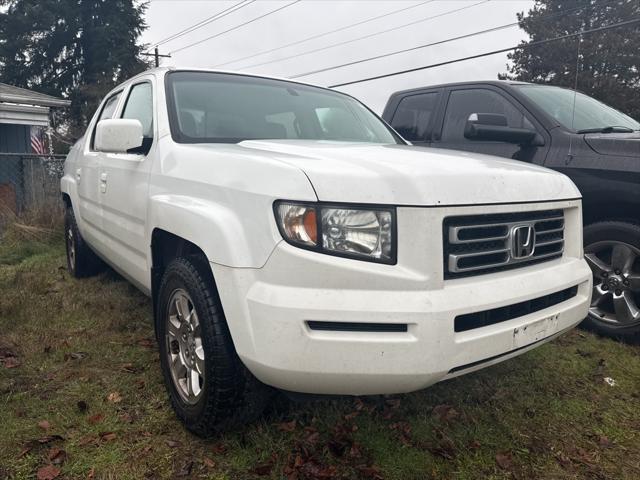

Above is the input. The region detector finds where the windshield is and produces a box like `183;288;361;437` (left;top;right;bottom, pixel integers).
166;71;400;144
515;84;640;132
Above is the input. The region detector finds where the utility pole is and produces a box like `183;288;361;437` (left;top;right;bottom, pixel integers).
142;47;172;67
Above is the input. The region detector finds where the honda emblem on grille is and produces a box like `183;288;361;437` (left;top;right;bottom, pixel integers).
511;225;536;259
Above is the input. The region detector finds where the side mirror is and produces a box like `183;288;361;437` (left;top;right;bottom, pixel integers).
94;119;143;153
464;113;544;146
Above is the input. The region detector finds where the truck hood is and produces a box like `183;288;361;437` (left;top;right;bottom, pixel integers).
237;140;580;206
584;132;640;158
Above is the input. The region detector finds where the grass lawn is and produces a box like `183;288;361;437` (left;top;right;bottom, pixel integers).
1;238;639;479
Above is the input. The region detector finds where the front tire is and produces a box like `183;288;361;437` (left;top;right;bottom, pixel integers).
582;221;640;339
156;256;272;436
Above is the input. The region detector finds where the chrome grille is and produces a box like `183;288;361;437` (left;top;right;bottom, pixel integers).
443;209;564;278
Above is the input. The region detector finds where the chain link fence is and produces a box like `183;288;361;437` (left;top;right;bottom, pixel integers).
0;153;65;227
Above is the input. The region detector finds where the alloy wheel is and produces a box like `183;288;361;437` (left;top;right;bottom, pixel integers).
165;289;205;405
585;241;640;326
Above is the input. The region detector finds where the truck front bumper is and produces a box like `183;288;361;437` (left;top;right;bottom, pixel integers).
212;200;592;395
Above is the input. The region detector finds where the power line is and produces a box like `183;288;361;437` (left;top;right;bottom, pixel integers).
290;0;617;79
292;23;516;79
232;0;490;71
150;0;253;49
211;0;435;68
328;17;640;88
170;0;302;55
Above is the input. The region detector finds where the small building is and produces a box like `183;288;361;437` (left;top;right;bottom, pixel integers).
0;83;70;212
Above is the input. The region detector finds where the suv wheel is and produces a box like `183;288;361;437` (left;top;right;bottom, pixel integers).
156;256;273;436
64;206;104;278
583;221;640;339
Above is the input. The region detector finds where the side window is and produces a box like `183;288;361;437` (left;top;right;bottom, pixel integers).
91;91;122;149
390;93;439;142
121;82;153;139
441;89;535;143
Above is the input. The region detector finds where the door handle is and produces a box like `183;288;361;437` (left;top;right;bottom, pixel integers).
76;168;82;183
100;172;107;193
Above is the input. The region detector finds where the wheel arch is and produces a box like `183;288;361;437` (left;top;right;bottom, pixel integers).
150;228;212;334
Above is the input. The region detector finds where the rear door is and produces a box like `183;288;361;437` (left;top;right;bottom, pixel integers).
77;90;124;250
384;89;443;145
432;86;550;164
97;78;156;290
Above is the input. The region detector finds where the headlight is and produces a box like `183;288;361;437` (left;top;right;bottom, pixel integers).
275;201;396;264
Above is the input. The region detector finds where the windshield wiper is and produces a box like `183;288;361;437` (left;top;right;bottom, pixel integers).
576;126;634;134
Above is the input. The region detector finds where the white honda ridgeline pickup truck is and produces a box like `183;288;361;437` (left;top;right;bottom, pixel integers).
61;68;592;436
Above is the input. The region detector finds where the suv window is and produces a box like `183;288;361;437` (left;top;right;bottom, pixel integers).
122;82;154;139
441;89;534;143
91;91;122;149
391;93;439;142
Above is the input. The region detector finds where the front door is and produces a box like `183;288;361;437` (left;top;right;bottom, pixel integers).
97;79;156;291
77;90;124;250
432;87;549;165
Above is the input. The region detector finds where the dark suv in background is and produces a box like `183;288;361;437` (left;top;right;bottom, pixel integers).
382;81;640;339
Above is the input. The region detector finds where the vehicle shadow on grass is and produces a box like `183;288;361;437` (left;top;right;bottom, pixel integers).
1;244;639;480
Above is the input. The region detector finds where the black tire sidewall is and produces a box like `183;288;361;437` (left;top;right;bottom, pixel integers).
64;207;78;276
583;220;640;336
156;264;211;421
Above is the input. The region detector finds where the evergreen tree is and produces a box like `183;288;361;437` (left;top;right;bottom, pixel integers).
501;0;640;120
0;0;150;140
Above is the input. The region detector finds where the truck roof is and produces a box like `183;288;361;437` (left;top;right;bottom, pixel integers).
390;80;534;97
126;66;325;91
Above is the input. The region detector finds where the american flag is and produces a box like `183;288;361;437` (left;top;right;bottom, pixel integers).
30;126;47;154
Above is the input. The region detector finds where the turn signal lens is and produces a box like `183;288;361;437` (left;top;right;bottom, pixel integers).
276;203;318;247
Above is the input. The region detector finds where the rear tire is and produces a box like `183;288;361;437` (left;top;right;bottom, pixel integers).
582;221;640;340
64;206;104;278
156;255;273;436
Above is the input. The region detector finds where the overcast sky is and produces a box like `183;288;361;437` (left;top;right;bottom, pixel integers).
141;0;534;112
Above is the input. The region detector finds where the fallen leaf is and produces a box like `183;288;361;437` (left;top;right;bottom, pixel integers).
496;451;513;470
356;464;383;479
432;404;459;422
576;348;593;357
212;443;228;454
87;467;95;479
599;436;612;447
120;363;139;373
38;420;51;431
36;465;61;480
37;435;64;444
136;338;155;348
119;412;134;424
276;420;296;432
107;392;122;403
203;457;216;468
250;461;274;476
88;414;104;425
100;432;117;442
64;352;87;361
3;356;20;368
165;439;180;448
48;447;67;465
176;461;193;477
78;436;96;446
